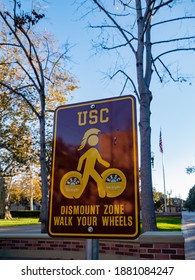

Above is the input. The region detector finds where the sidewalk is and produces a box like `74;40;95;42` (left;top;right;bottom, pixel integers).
181;211;195;260
0;224;42;236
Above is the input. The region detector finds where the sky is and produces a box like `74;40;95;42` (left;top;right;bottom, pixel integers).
7;0;195;200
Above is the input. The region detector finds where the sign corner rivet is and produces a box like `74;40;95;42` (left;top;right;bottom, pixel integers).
90;104;96;109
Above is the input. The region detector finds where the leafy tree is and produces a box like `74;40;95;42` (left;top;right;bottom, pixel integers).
153;188;164;212
0;92;34;219
0;93;34;174
186;166;195;175
9;170;42;210
77;0;195;231
185;185;195;211
0;0;78;231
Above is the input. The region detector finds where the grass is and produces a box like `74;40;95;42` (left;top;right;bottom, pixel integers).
0;218;40;227
0;216;181;231
156;216;181;231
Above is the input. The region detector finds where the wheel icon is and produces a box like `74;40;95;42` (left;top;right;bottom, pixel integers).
101;168;126;197
60;171;83;199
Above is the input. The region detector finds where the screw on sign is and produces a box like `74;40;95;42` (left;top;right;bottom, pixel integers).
48;95;140;239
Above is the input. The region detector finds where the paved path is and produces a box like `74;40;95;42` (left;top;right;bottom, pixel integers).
182;211;195;260
0;224;41;235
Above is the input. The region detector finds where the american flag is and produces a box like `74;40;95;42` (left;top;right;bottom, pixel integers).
159;130;163;153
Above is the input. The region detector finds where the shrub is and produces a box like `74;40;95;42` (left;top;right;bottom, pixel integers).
11;210;40;218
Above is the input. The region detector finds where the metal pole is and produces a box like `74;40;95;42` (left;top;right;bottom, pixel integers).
161;154;167;212
167;189;172;213
85;239;99;260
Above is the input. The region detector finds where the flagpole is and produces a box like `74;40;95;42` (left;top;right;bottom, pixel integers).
159;129;167;212
161;153;167;213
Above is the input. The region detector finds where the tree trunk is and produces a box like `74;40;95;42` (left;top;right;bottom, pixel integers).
0;175;5;219
135;0;156;231
39;114;48;233
139;92;157;231
4;205;12;220
0;175;12;220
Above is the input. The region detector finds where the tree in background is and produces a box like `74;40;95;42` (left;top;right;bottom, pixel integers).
186;166;195;175
185;185;195;211
153;188;164;212
0;0;78;231
0;91;34;219
9;169;42;210
77;0;195;231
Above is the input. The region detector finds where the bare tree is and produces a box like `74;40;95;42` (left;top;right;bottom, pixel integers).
77;0;195;231
0;0;78;232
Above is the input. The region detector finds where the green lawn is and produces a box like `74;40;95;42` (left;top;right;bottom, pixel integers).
0;216;181;231
0;218;40;227
156;216;181;231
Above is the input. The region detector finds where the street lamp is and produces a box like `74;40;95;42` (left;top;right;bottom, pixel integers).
167;189;172;213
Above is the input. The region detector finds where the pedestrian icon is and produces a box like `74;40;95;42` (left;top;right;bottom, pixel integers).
60;128;127;199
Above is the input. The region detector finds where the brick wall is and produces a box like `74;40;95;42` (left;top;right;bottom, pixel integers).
0;232;185;260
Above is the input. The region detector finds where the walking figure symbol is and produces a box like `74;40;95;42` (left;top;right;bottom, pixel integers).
60;128;126;199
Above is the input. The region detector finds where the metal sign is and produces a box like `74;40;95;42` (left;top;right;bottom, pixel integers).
48;95;140;238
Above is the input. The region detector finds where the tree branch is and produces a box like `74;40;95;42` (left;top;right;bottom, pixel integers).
110;69;140;102
92;0;136;55
0;11;44;91
152;35;195;45
16;61;40;91
152;16;195;27
0;81;40;118
154;47;195;62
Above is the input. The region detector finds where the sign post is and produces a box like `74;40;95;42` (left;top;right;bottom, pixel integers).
85;239;99;260
48;95;140;244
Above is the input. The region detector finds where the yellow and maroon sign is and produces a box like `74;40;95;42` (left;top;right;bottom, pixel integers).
48;95;140;238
